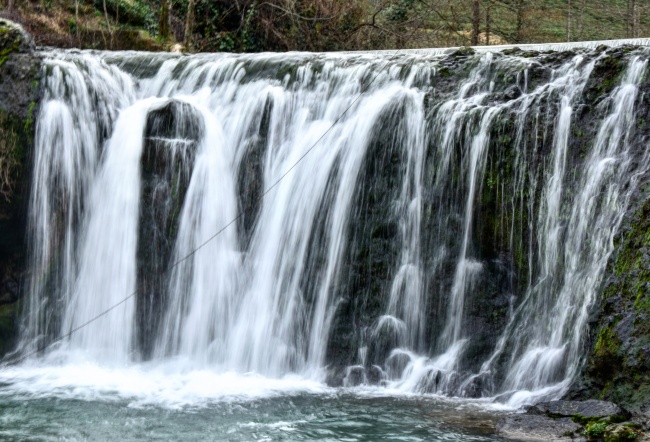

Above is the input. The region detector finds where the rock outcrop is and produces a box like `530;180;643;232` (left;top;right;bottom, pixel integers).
498;400;644;441
497;414;585;441
528;400;631;422
0;18;40;356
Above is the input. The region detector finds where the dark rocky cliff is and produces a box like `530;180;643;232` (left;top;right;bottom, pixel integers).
0;19;40;356
568;55;650;419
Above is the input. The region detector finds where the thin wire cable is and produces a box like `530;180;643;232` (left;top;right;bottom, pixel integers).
3;36;420;367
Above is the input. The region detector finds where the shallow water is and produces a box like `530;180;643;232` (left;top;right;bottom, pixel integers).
0;393;507;441
0;362;509;441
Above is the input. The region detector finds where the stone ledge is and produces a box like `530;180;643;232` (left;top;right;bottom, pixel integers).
496;414;585;441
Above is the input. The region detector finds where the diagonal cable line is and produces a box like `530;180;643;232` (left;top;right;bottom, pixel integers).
3;34;421;367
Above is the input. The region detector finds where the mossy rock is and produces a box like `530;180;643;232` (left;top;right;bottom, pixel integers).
0;19;34;60
604;422;641;442
577;184;650;414
451;46;475;57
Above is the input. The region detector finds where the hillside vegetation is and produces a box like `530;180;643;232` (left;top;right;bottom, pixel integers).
0;0;649;52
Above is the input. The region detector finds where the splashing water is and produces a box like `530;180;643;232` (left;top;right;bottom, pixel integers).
3;42;650;410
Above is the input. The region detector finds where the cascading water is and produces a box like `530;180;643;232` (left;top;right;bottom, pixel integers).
3;42;650;409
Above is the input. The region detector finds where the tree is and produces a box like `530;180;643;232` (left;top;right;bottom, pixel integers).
159;0;171;40
485;0;491;44
514;0;527;43
472;0;480;44
185;0;196;48
627;0;640;38
566;0;571;41
577;0;585;40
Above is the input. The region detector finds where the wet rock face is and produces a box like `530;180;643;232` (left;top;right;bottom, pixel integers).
325;100;405;384
496;414;585;441
575;182;650;413
0;20;40;356
136;100;202;357
566;47;650;414
145;100;204;143
236;98;271;250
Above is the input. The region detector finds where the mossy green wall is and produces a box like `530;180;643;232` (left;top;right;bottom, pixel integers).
580;195;650;413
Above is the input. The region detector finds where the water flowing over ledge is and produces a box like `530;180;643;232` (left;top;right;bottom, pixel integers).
2;40;650;410
349;37;650;56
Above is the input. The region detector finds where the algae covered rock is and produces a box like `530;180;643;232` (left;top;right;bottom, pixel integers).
601;422;642;442
0;18;34;57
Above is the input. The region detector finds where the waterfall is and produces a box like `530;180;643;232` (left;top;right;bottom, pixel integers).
9;44;650;405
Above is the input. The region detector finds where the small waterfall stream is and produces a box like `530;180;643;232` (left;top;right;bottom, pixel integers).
5;43;650;407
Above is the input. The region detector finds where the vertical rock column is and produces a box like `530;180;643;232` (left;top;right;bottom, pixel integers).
137;100;202;359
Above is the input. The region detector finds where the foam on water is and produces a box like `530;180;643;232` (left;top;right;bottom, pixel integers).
0;359;330;409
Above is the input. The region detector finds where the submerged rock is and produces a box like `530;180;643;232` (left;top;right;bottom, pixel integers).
496;414;585;441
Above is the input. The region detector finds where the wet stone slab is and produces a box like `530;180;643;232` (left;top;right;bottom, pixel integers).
528;399;630;421
496;414;585;441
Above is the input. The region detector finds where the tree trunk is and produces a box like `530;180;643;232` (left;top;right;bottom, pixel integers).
159;0;171;40
627;0;634;38
75;0;80;44
634;0;641;38
103;0;113;33
578;0;585;40
515;0;525;43
630;0;640;38
184;0;196;48
566;0;571;42
472;0;480;45
7;0;14;12
485;0;490;45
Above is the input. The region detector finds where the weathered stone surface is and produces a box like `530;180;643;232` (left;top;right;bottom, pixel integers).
145;100;204;143
0;18;34;54
0;20;40;357
496;414;585;441
136;100;201;357
529;400;630;421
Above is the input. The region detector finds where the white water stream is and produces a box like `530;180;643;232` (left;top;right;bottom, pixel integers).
2;43;649;408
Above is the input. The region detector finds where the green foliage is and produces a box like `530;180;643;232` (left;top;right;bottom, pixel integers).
68;18;78;35
10;0;650;52
94;0;157;34
594;324;621;359
386;0;416;23
586;421;607;439
24;101;36;142
191;1;248;52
